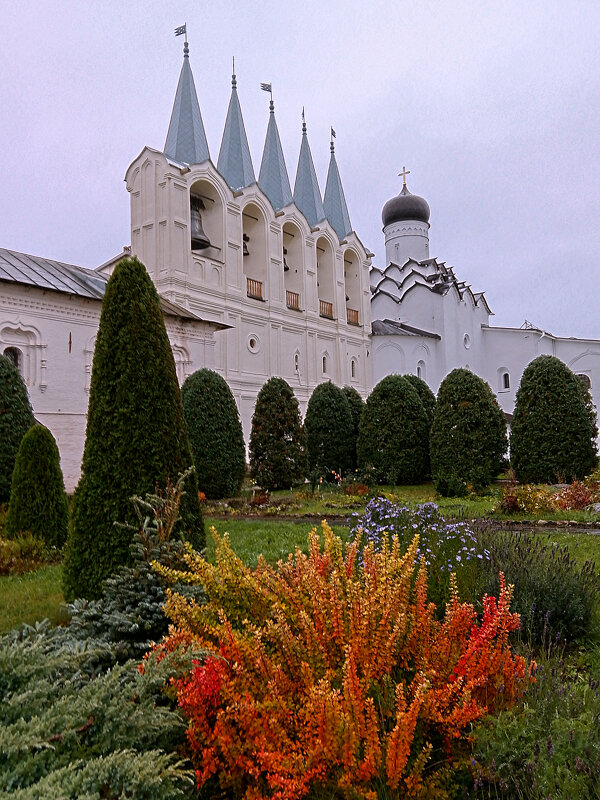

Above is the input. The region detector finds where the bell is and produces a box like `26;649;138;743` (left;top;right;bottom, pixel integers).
190;195;211;250
243;233;250;257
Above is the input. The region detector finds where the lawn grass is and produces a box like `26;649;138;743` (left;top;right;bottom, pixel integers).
0;564;66;634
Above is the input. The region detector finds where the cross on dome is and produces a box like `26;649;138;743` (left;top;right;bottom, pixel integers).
398;166;411;187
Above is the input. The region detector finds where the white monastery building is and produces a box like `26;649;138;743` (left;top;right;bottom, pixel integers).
1;37;599;491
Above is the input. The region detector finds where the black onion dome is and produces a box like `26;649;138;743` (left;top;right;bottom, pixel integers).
382;185;430;226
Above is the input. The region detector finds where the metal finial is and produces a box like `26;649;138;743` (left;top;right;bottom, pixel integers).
232;56;237;88
399;165;410;187
302;106;306;134
330;126;336;152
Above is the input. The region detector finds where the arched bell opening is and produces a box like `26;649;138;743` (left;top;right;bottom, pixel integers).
242;202;268;301
343;249;361;326
316;236;335;319
282;221;303;311
189;180;223;259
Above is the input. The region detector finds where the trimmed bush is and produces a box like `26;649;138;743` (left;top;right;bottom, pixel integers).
342;385;364;470
357;374;429;485
430;368;507;496
182;368;246;499
511;355;598;483
0;353;35;504
404;374;436;477
6;424;68;549
62;256;203;601
249;377;307;490
305;381;354;479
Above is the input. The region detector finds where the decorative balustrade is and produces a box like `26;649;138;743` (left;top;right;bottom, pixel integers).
246;277;263;300
346;308;359;326
319;300;334;319
286;290;300;311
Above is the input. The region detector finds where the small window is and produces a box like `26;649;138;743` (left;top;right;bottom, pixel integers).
351;359;356;379
3;346;22;373
294;353;299;372
416;360;426;381
322;355;327;374
503;372;510;390
578;373;592;390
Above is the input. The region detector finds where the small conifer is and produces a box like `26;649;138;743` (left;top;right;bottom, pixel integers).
7;424;68;548
249;377;307;490
63;257;203;600
182;368;246;499
404;374;436;477
342;385;365;470
0;353;35;504
305;382;354;479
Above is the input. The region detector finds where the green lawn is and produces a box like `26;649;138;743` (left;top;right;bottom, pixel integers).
0;564;66;634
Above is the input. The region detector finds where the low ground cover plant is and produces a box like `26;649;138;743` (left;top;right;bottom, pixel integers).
154;523;533;799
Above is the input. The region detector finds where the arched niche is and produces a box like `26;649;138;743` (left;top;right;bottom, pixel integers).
416;359;426;381
189;179;224;261
242;202;268;301
316;236;335;319
1;321;45;389
497;367;510;392
343;249;361;326
282;221;303;310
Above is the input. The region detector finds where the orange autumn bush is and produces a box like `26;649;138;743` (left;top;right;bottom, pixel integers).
154;523;534;800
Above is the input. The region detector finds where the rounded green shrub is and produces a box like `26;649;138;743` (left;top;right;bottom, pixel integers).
305;381;354;479
249;377;307;490
6;424;68;548
0;353;35;504
357;375;429;485
62;256;203;601
510;355;598;483
430;368;507;496
182;369;246;499
404;374;436;477
342;385;365;470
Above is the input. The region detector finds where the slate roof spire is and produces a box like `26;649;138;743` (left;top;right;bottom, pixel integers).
258;95;293;211
324;133;352;239
164;36;210;165
293;112;325;228
217;61;255;191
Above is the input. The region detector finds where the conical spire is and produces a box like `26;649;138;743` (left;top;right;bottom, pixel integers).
324;135;352;239
164;38;210;165
217;63;255;191
293;113;325;228
258;98;293;211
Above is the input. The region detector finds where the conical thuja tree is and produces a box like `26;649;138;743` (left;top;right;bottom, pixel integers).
7;424;68;548
249;377;307;490
63;256;203;600
182;368;246;499
305;381;354;479
404;374;436;478
342;385;365;471
0;353;35;504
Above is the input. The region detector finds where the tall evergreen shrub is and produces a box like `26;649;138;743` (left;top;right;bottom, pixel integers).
510;355;598;483
249;377;307;490
7;424;68;548
430;368;507;496
62;256;203;601
357;375;429;485
0;353;35;504
404;374;436;477
182;368;246;499
305;381;354;479
342;385;365;471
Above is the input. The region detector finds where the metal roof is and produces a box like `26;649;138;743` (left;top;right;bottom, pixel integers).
323;144;352;239
0;247;224;325
371;318;441;339
258;101;293;211
164;45;210;166
293;121;325;228
217;74;255;191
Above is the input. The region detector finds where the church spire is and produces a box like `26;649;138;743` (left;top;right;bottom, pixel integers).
217;61;255;191
258;91;293;212
323;130;352;239
293;111;325;228
164;33;210;165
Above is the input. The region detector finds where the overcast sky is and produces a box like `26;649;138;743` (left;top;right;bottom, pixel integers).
1;0;599;337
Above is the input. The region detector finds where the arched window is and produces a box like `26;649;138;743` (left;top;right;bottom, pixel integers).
344;250;360;326
189;179;224;260
416;360;426;381
497;367;510;392
294;352;300;373
242;202;268;301
283;221;303;311
351;358;356;379
577;373;592;390
322;355;328;375
503;372;510;390
316;236;335;319
3;346;22;374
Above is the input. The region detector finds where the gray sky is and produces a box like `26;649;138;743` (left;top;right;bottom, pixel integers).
1;0;599;337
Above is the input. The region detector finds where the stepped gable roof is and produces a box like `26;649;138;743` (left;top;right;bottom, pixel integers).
293;117;325;228
0;248;228;326
371;318;441;339
323;140;352;239
164;41;210;166
258;100;293;211
217;70;255;191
